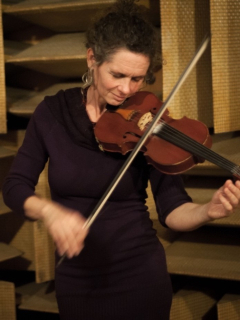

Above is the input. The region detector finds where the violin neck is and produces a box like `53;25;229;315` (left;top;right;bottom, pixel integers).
153;123;240;179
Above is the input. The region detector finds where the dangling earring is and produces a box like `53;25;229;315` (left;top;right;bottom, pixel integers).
82;68;93;88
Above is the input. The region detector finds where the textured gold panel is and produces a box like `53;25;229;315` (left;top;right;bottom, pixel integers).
170;287;216;320
160;0;213;127
0;2;7;133
210;0;240;133
218;294;240;320
0;281;16;320
166;226;240;281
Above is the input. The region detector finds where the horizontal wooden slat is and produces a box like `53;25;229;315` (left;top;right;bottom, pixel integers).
6;87;36;117
7;82;81;116
217;293;240;320
2;0;21;10
4;40;31;60
18;281;58;313
3;0;160;32
0;146;16;158
15;280;49;305
166;226;240;281
171;286;217;320
0;242;22;262
6;33;87;77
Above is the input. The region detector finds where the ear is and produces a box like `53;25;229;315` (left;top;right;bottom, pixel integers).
87;48;96;68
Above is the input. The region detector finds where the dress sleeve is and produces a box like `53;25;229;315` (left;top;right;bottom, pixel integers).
148;166;192;227
2;101;51;215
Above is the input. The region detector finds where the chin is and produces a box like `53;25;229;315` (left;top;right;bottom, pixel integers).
108;99;124;106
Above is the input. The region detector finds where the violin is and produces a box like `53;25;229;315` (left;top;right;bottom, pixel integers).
94;91;240;179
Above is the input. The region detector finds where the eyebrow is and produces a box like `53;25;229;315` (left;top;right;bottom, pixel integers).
111;71;146;79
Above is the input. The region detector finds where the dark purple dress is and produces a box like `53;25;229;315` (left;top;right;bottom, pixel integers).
3;88;192;320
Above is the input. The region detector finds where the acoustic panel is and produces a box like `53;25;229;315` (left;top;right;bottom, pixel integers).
0;281;16;320
160;0;213;128
210;0;240;133
0;2;7;133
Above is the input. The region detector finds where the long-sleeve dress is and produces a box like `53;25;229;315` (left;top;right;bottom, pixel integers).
2;88;192;320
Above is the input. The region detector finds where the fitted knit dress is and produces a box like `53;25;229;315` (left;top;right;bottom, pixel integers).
3;88;192;320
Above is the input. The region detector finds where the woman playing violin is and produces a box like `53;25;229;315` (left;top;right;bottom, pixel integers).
3;0;240;319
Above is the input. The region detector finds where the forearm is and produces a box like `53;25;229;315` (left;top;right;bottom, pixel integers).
165;202;214;232
23;195;52;221
24;195;88;258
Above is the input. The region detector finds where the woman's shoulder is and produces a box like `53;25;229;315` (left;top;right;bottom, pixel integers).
33;87;81;122
32;99;56;125
29;98;60;140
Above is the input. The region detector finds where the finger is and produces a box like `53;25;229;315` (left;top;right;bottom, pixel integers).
69;225;88;256
54;221;76;258
225;179;240;194
235;180;240;189
218;193;233;213
64;217;88;258
55;232;69;257
224;185;240;207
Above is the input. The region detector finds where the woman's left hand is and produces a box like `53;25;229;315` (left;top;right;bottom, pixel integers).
207;179;240;220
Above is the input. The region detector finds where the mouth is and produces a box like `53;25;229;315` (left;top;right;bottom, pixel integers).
112;93;127;102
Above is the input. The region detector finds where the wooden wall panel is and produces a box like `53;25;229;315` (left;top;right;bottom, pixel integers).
160;0;213;127
0;2;7;133
210;0;240;133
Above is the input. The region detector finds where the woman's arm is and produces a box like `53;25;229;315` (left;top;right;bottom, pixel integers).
24;195;88;258
165;179;240;231
3;101;88;258
2;101;49;215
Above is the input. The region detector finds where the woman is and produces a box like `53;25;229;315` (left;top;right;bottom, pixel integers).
3;0;240;319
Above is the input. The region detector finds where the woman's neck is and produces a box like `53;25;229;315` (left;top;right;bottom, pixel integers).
85;86;106;122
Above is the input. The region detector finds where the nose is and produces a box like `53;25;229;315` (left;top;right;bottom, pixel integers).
118;78;132;95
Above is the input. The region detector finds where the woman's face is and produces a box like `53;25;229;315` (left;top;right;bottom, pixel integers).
87;48;150;107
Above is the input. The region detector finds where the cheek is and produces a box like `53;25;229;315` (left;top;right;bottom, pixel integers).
97;74;114;92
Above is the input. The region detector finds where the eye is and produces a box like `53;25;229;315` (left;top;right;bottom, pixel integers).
111;72;124;79
132;77;144;83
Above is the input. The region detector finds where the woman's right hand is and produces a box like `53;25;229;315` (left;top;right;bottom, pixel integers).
41;201;89;258
24;196;88;258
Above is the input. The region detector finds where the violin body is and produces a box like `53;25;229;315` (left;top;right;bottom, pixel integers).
94;91;212;174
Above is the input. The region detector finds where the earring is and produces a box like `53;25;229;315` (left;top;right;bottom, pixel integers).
82;68;93;88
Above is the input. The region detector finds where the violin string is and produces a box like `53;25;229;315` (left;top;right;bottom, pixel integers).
158;121;237;172
119;110;240;176
154;120;240;176
163;123;239;173
130;111;235;172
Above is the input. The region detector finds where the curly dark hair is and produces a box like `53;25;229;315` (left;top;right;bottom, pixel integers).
85;0;161;84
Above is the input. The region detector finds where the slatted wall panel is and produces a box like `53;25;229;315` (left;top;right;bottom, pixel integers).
160;0;213;127
210;0;240;133
0;2;6;133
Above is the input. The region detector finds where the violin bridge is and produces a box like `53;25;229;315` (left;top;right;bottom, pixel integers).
137;112;153;131
115;109;136;120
